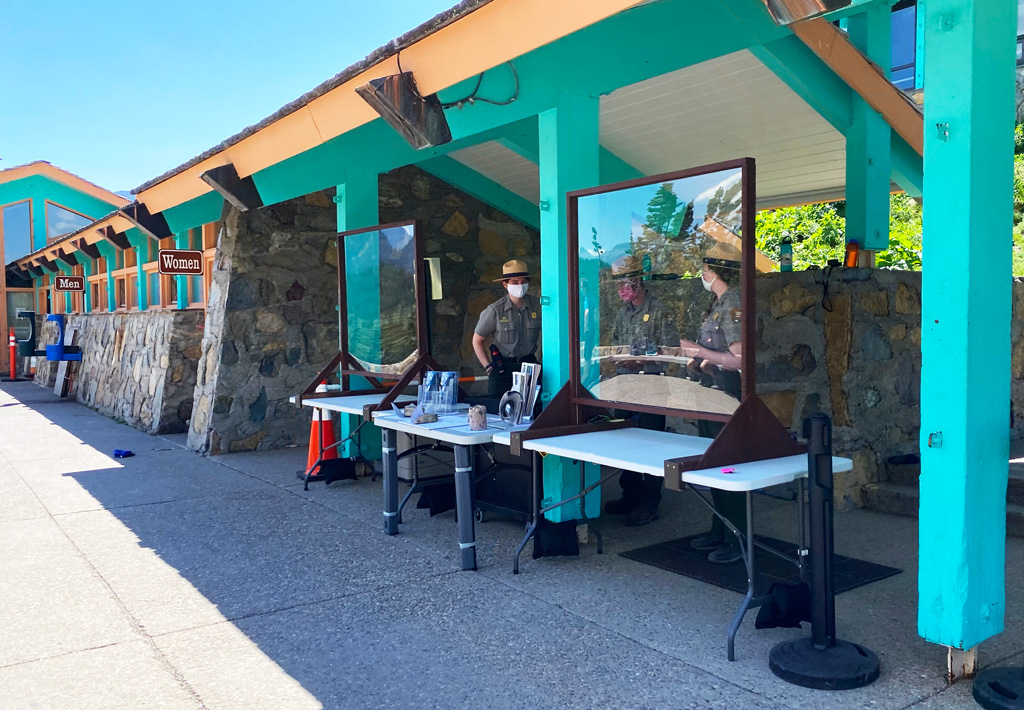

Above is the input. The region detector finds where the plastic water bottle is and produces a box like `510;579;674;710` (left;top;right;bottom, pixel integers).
780;237;793;272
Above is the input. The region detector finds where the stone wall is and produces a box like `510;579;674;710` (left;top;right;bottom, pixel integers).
755;268;925;509
189;167;542;454
34;310;203;434
188;193;341;454
379;166;540;379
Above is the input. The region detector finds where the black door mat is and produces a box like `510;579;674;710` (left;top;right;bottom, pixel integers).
621;534;901;597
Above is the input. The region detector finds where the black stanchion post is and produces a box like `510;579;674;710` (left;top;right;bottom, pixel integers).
769;413;880;691
807;413;836;651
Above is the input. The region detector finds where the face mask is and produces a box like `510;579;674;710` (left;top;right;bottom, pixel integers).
508;283;528;299
618;282;639;303
701;274;717;292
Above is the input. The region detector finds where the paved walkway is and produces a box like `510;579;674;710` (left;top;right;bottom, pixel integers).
1;381;1021;709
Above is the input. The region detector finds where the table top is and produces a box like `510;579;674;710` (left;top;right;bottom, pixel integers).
493;427;852;492
372;410;528;446
290;393;407;416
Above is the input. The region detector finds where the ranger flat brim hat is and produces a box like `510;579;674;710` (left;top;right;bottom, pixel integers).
493;259;533;281
703;256;741;270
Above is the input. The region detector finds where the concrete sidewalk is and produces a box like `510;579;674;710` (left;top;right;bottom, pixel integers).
0;381;1021;709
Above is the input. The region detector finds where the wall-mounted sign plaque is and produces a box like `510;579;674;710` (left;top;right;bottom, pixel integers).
54;275;85;292
158;249;204;275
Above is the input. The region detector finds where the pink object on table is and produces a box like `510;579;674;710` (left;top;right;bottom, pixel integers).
721;467;735;474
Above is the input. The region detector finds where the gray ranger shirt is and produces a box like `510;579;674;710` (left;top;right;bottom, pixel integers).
474;293;541;359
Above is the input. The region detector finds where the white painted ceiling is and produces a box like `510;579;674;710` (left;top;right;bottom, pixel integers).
450;49;849;210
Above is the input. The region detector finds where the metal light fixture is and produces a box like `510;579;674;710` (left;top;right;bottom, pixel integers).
760;0;854;25
355;72;452;150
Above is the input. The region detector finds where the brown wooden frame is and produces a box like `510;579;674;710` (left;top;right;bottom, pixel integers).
565;157;757;423
298;219;442;417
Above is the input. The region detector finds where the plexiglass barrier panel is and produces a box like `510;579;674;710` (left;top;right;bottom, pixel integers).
344;223;419;374
576;165;766;418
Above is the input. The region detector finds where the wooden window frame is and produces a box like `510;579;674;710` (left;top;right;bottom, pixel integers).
44;200;93;245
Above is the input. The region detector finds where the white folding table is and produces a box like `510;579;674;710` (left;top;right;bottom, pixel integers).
494;426;852;661
372;410;529;571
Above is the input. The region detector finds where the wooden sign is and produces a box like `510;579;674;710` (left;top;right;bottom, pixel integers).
54;275;85;292
158;249;204;275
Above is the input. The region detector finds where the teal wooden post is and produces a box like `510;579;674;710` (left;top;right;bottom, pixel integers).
174;232;189;309
57;263;73;313
538;91;601;521
95;242;118;312
845;3;892;251
918;0;1017;652
336;175;382;461
128;234;149;310
82;259;92;313
914;0;926;90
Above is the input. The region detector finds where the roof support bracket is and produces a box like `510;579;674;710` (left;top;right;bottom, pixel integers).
200;163;265;211
36;257;59;274
120;203;172;240
74;239;101;260
56;249;79;268
97;226;132;250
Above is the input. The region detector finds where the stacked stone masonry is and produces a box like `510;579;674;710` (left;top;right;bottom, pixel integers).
34;310;203;434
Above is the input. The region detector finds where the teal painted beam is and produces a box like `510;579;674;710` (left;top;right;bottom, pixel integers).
336;174;383;461
918;0;1016;651
95;241;118;312
600;147;645;183
538;91;601;522
173;232;189;309
252;0;785;208
892;134;923;197
915;0;926;90
494;117;644;184
844;3;892;251
753;35;923;200
752;36;854;133
162;191;224;235
417;156;540;230
82;259;92;313
57;262;73;313
128;231;150;310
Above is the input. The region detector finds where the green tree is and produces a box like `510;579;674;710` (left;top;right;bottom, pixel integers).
645;183;682;235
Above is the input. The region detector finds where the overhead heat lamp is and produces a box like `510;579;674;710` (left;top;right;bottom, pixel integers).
355;72;452;150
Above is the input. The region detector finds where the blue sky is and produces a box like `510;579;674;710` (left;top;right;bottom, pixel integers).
0;0;459;193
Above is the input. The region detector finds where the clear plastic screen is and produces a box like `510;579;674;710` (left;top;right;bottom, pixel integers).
344;224;418;374
576;167;764;418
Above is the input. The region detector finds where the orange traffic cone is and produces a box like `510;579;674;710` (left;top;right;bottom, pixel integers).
299;383;357;490
305;406;339;477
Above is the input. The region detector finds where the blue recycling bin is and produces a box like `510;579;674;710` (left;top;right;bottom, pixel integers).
44;314;82;362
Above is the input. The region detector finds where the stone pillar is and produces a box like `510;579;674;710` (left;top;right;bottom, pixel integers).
538;91;601;520
918;0;1016;654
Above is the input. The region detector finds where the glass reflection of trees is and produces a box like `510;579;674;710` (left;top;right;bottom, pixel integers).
345;224;419;373
577;167;755;418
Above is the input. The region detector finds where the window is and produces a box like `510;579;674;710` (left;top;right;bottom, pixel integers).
45;202;92;242
69;265;84;313
2;201;32;265
890;1;916;90
88;256;108;312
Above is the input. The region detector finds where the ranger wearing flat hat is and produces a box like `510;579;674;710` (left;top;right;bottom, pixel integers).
473;259;541;396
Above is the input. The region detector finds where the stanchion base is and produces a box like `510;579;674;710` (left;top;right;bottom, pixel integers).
769;638;880;690
296;458;358;486
974;666;1024;709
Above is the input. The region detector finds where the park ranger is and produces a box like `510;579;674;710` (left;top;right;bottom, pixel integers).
603;255;680;526
473;259;541;396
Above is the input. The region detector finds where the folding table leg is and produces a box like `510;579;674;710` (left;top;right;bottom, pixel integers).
726;492;756;662
382;428;399;535
513;451;542;574
453;444;477;571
